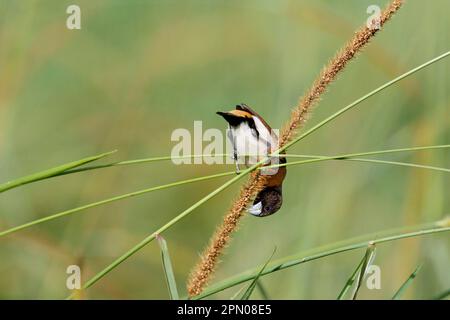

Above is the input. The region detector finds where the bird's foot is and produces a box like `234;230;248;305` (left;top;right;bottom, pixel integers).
235;162;241;175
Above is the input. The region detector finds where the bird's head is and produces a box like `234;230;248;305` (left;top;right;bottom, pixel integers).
248;186;283;217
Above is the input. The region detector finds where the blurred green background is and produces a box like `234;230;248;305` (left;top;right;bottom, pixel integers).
0;0;449;299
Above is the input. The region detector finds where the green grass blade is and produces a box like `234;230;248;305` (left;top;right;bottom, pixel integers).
351;243;376;300
281;157;450;173
58;154;231;175
194;220;450;299
0;171;235;238
65;144;449;176
337;255;365;300
271;145;450;173
256;281;270;300
241;248;276;300
3;146;448;238
433;288;450;300
284;144;450;158
51;144;450;179
40;144;450;180
67;163;259;299
338;158;449;173
229;286;246;300
156;234;179;300
0;150;117;193
3;144;448;193
392;264;422;300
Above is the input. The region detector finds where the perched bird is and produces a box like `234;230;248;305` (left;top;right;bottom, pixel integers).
216;104;287;217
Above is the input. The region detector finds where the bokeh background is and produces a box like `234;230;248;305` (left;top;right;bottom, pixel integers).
0;0;448;299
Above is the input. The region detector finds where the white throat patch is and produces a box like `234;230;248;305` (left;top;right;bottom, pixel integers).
248;201;263;216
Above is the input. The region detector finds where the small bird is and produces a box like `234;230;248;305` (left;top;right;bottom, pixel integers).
216;104;287;217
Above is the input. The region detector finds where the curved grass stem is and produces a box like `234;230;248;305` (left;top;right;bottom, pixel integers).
0;150;117;193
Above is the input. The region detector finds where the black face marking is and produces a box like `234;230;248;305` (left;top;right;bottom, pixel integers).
216;112;245;127
216;111;259;138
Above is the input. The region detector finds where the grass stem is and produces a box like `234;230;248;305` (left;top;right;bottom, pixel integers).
195;222;449;299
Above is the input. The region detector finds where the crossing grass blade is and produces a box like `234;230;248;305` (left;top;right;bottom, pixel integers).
44;143;450;177
0;150;117;193
392;264;422;300
337;255;365;300
351;243;376;300
0;144;448;197
0;171;236;238
241;248;276;300
156;234;179;300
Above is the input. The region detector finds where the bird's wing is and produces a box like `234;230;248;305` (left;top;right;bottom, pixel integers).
236;103;272;132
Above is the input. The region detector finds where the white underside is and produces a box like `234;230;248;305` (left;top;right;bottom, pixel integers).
228;116;277;165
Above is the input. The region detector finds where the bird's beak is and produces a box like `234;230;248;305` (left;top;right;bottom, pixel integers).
248;201;262;216
216;111;235;123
